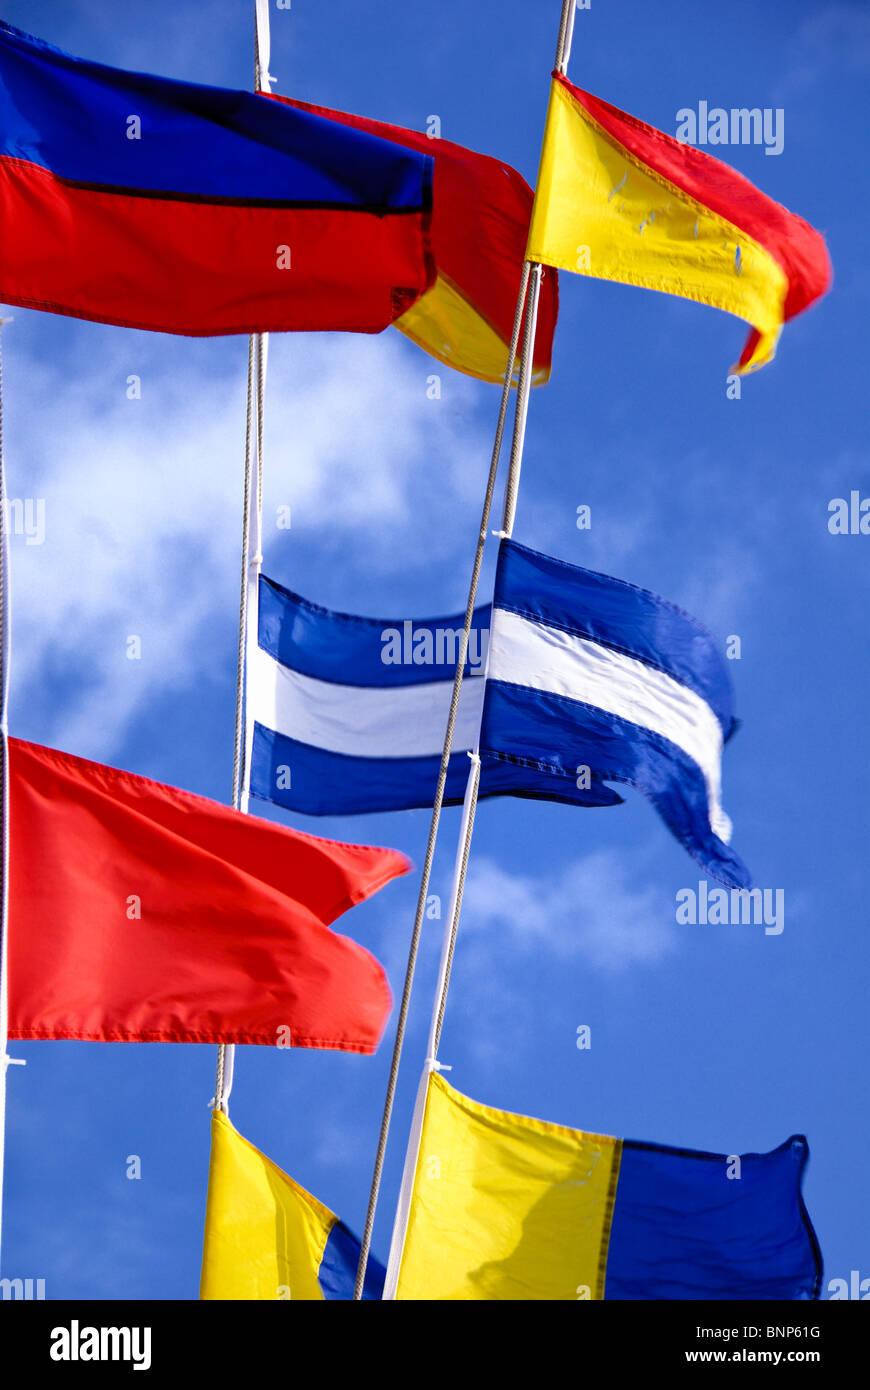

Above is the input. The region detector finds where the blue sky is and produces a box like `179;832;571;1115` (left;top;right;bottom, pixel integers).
2;0;867;1299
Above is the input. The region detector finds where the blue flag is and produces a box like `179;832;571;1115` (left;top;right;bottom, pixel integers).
248;544;749;888
248;575;618;816
480;539;749;888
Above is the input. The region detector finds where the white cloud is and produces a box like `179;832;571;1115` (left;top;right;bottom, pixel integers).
677;540;761;637
4;324;490;761
431;848;677;1068
776;4;870;99
517;485;653;578
460;849;677;972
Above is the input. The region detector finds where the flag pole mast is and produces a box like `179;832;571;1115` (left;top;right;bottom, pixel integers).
352;268;533;1297
0;317;25;1275
212;4;272;1118
212;333;265;1115
0;319;8;1272
377;0;578;1299
501;0;575;527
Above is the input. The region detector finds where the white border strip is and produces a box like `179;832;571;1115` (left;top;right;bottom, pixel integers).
248;644;486;761
488;607;731;841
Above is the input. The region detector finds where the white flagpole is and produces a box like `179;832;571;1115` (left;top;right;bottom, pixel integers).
499;261;543;537
377;0;578;1299
557;0;578;77
0;318;10;1272
211;332;266;1115
354;263;532;1297
212;3;272;1116
382;753;481;1299
240;332;267;819
380;263;542;1305
0;318;25;1274
255;0;277;92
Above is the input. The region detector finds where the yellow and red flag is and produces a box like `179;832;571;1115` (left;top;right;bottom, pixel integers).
527;74;831;372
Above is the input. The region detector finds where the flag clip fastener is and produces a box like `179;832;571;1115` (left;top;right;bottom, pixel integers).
424;1057;452;1074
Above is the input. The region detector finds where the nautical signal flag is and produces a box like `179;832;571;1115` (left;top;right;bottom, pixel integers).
247;572;618;816
526;74;831;372
269;93;558;385
200;1110;385;1301
249;541;746;889
481;539;750;888
0;23;434;335
7;738;410;1051
392;1073;821;1300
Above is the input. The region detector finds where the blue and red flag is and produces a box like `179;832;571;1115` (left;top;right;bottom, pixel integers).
0;23;434;335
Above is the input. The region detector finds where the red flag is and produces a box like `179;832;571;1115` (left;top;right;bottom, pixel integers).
269;92;559;386
7;739;409;1053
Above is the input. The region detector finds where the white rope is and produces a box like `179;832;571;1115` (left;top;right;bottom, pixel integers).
233;334;258;811
427;753;482;1061
353;262;533;1299
378;0;579;1294
381;754;480;1299
379;267;542;1292
382;539;499;1294
0;319;11;1271
500;0;578;536
501;0;575;534
557;0;578;74
214;6;274;1117
241;333;268;818
212;328;265;1116
500;262;543;537
0;318;25;1276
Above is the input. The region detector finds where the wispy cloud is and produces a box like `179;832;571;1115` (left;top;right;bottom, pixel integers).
776;3;870;100
434;848;676;1068
461;849;677;972
515;436;763;640
5;326;490;761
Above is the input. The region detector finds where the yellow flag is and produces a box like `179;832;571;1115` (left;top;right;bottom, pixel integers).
526;75;830;373
396;274;550;388
396;1072;621;1300
200;1110;333;1301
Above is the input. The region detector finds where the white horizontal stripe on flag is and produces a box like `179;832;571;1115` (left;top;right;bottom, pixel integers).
248;643;486;760
488;607;731;841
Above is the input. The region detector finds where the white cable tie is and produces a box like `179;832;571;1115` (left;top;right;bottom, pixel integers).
491;529;509;539
0;317;13;326
467;751;481;766
2;1055;25;1069
250;552;264;567
424;1057;451;1073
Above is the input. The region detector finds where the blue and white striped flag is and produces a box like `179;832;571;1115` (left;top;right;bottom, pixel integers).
480;539;749;888
248;542;749;888
247;575;618;817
